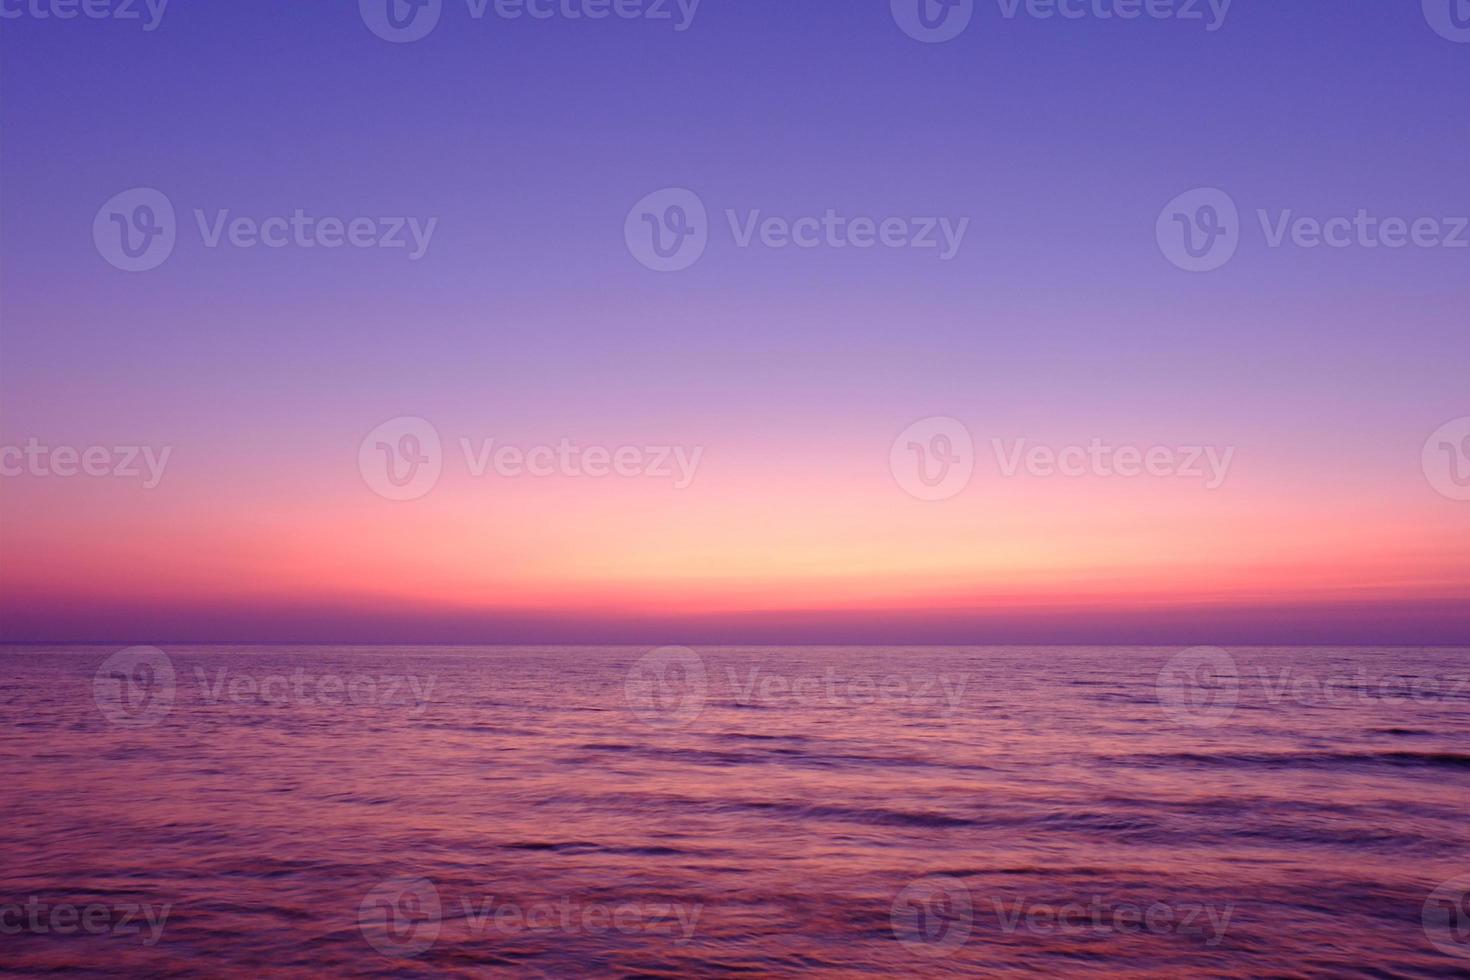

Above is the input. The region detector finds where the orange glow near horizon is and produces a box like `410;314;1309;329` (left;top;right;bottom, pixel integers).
4;440;1466;640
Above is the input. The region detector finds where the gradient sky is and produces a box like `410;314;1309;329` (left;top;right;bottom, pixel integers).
1;0;1467;643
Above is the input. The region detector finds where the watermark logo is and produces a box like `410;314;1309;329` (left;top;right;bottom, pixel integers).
1424;876;1470;959
626;189;970;271
1157;187;1239;272
626;188;708;272
0;0;169;30
891;417;975;501
723;667;970;714
1423;0;1470;42
359;420;703;500
1159;188;1469;271
895;0;1231;41
892;0;975;43
192;210;437;258
624;646;707;728
94;189;438;271
460;437;702;487
359;877;442;957
727;210;968;259
360;0;443;42
358;879;700;956
360;417;443;502
996;0;1231;30
1423;417;1470;501
891;424;1234;499
891;876;973;956
94;188;176;272
93;646;176;727
1258;210;1468;251
986;895;1233;945
193;668;437;717
0;900;171;945
1156;646;1239;726
993;438;1234;489
1;440;172;488
1250;667;1467;706
362;0;699;42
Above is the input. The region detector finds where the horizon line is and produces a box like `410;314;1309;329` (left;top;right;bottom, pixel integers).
4;640;1468;649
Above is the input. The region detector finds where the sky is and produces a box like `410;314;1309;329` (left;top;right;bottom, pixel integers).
1;0;1467;644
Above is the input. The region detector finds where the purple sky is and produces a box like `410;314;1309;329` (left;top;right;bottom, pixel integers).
1;1;1467;643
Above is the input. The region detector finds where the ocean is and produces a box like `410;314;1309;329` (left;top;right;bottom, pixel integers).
1;645;1467;976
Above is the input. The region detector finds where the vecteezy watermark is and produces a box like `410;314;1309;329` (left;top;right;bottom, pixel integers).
1249;666;1469;706
93;188;438;272
892;878;1234;956
1424;877;1470;960
357;877;701;958
0;899;171;945
359;0;700;43
1423;0;1470;43
995;0;1230;29
624;646;707;728
1158;187;1470;272
1257;210;1470;251
0;439;172;488
993;438;1234;489
359;417;443;501
985;894;1234;946
625;188;971;272
460;437;700;487
724;666;970;713
91;188;176;272
891;0;1231;43
192;668;437;717
624;188;708;272
359;878;442;956
0;0;168;31
891;0;975;43
891;877;973;956
890;417;975;502
623;648;972;729
1155;646;1239;727
1156;188;1239;272
1423;417;1470;502
358;416;704;501
93;646;177;727
93;649;438;724
726;207;969;261
1159;650;1470;723
889;418;1235;501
